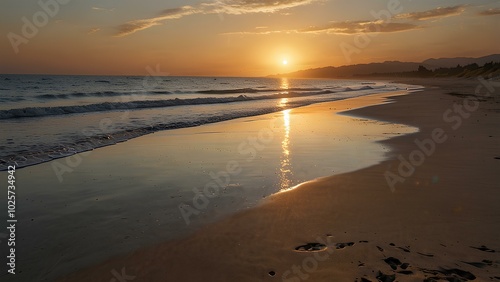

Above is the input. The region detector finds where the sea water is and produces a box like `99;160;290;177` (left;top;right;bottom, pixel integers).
0;75;407;170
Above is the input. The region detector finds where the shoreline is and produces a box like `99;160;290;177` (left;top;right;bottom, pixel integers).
0;80;409;172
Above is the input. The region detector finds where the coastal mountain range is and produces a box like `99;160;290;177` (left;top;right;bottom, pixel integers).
273;54;500;78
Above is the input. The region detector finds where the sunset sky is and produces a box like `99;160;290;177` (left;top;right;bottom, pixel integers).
1;0;499;76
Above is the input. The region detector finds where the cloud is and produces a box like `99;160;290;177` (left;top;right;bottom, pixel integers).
300;20;419;34
222;30;297;35
209;0;317;14
478;8;500;16
223;20;419;35
395;5;465;21
92;7;115;12
87;27;101;35
116;6;199;37
115;0;318;37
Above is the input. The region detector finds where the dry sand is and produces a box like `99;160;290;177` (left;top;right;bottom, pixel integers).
60;78;500;282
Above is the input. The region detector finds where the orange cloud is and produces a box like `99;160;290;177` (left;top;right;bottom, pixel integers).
87;27;101;35
478;8;500;16
115;0;318;37
222;20;420;35
300;20;419;34
210;0;317;14
115;6;199;37
395;5;466;21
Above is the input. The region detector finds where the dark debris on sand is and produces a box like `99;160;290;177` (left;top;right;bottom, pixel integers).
470;245;496;253
461;259;494;268
421;267;477;281
383;257;402;270
376;271;396;282
298;236;499;281
294;242;327;252
335;242;355;249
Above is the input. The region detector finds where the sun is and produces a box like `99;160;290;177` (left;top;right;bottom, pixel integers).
282;59;288;65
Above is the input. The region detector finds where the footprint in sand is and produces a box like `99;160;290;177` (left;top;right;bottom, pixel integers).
376;271;395;282
383;257;402;270
294;241;355;252
471;245;496;253
294;243;327;252
334;242;355;249
462;259;494;268
422;267;476;281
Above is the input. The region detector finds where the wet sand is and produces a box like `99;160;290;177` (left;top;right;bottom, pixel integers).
57;78;499;281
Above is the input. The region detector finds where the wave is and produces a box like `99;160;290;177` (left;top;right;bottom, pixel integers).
344;86;374;91
0;83;405;171
0;97;26;102
0;106;296;171
0;86;385;120
35;90;173;100
30;86;374;101
0;89;348;120
196;87;322;94
37;94;69;99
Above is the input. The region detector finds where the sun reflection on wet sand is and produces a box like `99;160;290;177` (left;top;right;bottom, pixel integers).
279;109;293;191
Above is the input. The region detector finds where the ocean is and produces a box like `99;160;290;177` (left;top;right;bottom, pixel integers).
0;75;407;170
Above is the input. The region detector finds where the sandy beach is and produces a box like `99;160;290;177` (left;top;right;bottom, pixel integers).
54;78;500;281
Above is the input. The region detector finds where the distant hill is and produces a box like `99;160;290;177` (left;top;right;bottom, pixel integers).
356;61;500;79
423;54;500;69
272;54;500;78
274;61;428;79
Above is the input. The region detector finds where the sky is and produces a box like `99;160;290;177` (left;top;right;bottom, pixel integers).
1;0;499;76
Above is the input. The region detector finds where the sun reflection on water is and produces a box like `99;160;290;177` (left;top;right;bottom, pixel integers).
280;77;289;90
278;77;290;108
278;98;288;108
279;109;292;191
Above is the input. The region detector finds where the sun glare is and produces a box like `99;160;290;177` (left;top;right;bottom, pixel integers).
282;59;288;65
